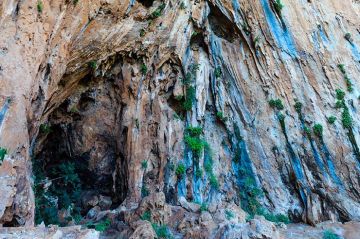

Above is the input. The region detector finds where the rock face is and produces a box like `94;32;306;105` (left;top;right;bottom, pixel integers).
0;0;360;238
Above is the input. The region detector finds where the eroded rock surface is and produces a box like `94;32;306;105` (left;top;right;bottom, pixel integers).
1;0;360;238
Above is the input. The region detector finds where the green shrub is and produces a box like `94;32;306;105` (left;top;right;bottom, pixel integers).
204;160;212;173
150;3;166;19
274;0;284;15
186;126;203;137
88;60;97;70
225;210;234;220
37;1;43;13
263;212;290;224
0;147;7;162
152;223;171;239
342;108;352;129
269;99;284;110
182;86;195;111
294;101;302;113
141;185;149;197
323;230;340;239
195;168;203;178
200;203;208;212
40;123;52;134
73;0;79;5
327;116;336;124
140;29;146;37
335;89;345;100
184;136;204;154
214;67;222;78
304;126;311;137
216;111;228;122
180;2;186;9
338;64;346;74
209;173;219;189
140;64;147;75
335;100;345;109
140;210;151;221
141;160;148;170
313;123;323;138
175;163;186;177
94;219;111;232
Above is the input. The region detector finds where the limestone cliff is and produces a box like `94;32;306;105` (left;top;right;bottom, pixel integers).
1;0;360;238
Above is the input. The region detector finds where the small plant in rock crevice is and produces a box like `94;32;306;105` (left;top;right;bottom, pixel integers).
216;111;228;123
0;147;7;162
269;99;284;110
225;210;235;220
88;60;97;70
175;163;186;178
141;160;148;170
140;63;147;75
294;101;302;114
337;65;354;92
322;230;340;239
37;0;43;13
327;116;336;124
140;210;151;221
313;123;323;138
273;0;284;15
149;3;166;19
214;67;222;78
199;203;208;212
152;223;171;239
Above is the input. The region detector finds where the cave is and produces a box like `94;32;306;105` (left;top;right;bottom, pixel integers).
32;64;129;226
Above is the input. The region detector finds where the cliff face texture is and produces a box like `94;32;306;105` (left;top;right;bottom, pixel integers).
1;0;360;238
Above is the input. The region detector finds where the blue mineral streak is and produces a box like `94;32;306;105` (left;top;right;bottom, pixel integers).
259;0;298;58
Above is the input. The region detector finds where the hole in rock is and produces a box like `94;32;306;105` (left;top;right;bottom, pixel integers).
137;0;155;8
32;74;128;226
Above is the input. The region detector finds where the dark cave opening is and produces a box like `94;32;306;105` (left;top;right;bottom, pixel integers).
32;73;129;226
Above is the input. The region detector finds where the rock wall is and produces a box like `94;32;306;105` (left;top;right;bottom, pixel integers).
0;0;360;237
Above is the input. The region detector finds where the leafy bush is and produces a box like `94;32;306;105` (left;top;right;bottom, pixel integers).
37;1;43;13
195;168;203;178
313;123;323;138
141;185;149;197
327;116;336;124
182;86;195;111
186;126;203;137
140;64;147;75
150;3;166;19
200;203;208;212
338;64;346;74
175;163;186;177
294;101;302;113
323;230;340;239
40;123;52;134
88;61;97;70
263;213;290;224
34;161;82;225
141;210;151;221
152;223;171;239
209;173;219;189
184;136;204;154
335;89;345;100
95;219;111;232
342;108;352;129
335;100;345;109
0;147;7;162
214;67;222;78
274;0;284;15
216;111;228;122
269;99;284;110
141;160;148;170
225;210;234;220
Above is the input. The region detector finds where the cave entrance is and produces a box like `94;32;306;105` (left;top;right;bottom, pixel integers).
32;73;128;226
